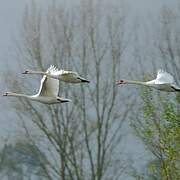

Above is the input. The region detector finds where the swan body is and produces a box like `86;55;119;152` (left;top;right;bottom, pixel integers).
23;65;90;83
117;69;180;92
3;66;71;104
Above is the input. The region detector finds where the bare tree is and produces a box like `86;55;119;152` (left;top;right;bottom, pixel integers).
3;0;133;179
0;139;49;180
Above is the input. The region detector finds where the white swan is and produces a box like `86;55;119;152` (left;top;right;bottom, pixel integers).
3;66;71;104
22;65;90;83
117;69;180;92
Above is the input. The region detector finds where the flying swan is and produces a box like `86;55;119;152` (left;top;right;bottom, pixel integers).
116;69;180;92
3;66;71;104
22;65;90;83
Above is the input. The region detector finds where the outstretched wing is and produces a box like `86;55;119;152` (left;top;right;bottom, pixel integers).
59;70;78;76
155;69;174;84
37;66;60;96
47;65;77;77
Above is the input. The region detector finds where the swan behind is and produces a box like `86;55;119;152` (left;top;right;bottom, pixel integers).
23;65;90;83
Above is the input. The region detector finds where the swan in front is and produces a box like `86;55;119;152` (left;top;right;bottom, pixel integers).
3;66;71;104
22;65;90;83
116;69;180;92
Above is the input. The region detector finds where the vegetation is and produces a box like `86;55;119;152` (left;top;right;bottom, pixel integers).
2;0;132;179
1;1;180;180
0;141;48;180
131;87;180;180
131;5;180;179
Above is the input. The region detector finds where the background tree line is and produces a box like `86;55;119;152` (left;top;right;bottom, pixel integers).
1;0;180;180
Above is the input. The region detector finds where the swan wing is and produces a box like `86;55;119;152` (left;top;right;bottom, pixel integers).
60;70;78;76
48;65;62;75
47;65;77;77
37;66;60;96
155;69;174;84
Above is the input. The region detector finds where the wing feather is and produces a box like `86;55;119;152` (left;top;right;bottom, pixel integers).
48;65;77;76
38;66;60;96
60;70;78;76
155;69;174;84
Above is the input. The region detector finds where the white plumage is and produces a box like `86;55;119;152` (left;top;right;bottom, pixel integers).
117;69;180;92
23;65;90;83
3;66;71;104
155;69;174;84
37;66;59;97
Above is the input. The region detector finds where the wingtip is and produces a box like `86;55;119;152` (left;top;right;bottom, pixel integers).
85;80;90;83
57;97;72;103
81;79;90;83
2;92;8;96
61;99;72;103
48;65;59;73
157;69;165;74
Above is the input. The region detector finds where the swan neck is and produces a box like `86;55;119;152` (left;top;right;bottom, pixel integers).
29;71;58;79
125;80;146;85
29;70;47;75
8;92;31;99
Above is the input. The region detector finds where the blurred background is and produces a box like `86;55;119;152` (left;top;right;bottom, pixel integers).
0;0;179;179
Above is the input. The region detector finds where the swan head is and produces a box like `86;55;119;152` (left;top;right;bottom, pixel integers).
22;70;31;74
2;92;8;96
116;80;125;85
2;92;13;96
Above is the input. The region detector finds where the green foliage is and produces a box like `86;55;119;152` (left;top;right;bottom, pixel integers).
132;87;180;180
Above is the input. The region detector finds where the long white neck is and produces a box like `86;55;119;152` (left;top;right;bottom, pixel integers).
28;70;58;79
124;80;152;86
7;92;34;99
28;70;47;76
